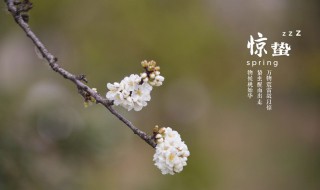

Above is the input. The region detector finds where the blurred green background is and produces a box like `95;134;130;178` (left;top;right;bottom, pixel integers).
0;0;319;190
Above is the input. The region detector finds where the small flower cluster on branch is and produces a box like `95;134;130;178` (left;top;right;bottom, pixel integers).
153;126;190;175
106;60;164;111
106;61;190;175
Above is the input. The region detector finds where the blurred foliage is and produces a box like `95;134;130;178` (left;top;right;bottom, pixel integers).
0;0;319;190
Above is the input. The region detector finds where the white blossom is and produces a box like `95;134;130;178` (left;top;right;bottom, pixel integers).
141;72;147;79
153;75;164;87
153;127;190;175
106;60;164;110
123;74;141;91
131;82;152;111
106;82;124;106
106;74;153;111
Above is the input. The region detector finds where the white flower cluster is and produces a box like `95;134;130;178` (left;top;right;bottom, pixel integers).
106;74;152;111
153;127;190;175
106;60;164;111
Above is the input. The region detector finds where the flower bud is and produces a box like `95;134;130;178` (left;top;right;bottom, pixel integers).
150;60;156;67
150;73;155;79
155;134;162;139
157;138;164;143
158;127;165;134
147;66;153;71
149;81;156;86
141;60;148;67
153;125;159;133
141;72;147;78
155;81;162;86
155;75;164;82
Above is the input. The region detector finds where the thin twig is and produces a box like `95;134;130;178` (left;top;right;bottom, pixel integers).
4;0;156;148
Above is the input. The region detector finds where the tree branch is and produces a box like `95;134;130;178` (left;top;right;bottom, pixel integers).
4;0;156;148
